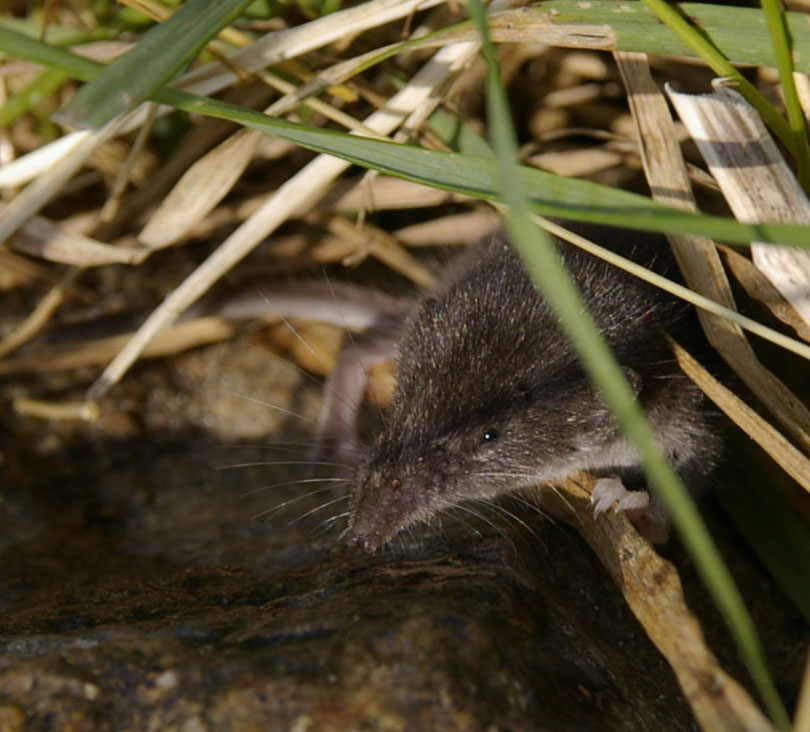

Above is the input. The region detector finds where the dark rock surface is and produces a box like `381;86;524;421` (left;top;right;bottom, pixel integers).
0;337;804;731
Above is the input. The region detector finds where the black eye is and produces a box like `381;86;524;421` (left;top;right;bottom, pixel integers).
481;428;499;443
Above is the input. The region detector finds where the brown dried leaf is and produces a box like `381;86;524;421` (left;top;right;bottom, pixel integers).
0;317;235;376
12;216;146;267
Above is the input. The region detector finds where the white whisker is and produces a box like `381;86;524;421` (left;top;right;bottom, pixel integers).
259;292;316;356
510;495;554;523
446;510;480;540
251;484;338;520
218;460;348;471
288;494;350;525
259;335;374;440
453;503;507;541
310;511;350;538
230;393;316;424
219;438;362;452
241;476;347;498
488;501;538;539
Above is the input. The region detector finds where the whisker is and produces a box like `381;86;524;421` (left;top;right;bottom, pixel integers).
445;510;480;540
310;511;350;538
230;393;315;424
218;460;348;471
322;510;350;527
218;438;362;452
288;494;350;525
510;494;554;523
487;501;538;540
259;292;316;356
453;503;508;541
218;444;314;458
222;346;372;461
541;483;586;534
475;471;540;480
251;484;337;520
241;476;347;498
259;336;374;440
270;441;363;458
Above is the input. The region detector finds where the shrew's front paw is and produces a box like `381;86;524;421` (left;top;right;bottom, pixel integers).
591;477;669;544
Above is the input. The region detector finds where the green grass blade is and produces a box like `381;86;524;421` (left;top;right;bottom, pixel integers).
54;0;252;129
760;0;810;189
0;16;122;46
163;89;810;248
427;106;494;157
638;0;795;158
0;27;99;80
536;1;810;74
7;3;810;75
468;0;790;728
0;68;69;127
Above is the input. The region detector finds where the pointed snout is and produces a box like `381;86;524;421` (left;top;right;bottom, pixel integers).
347;529;385;554
346;475;406;554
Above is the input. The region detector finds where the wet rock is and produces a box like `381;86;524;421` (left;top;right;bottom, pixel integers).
0;337;802;730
